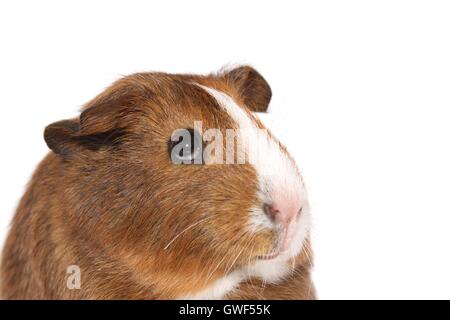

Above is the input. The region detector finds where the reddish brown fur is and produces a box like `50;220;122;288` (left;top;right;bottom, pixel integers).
0;66;315;299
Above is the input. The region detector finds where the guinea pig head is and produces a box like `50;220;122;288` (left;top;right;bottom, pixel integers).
43;66;311;298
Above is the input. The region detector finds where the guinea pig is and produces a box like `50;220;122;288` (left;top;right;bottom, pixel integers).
0;66;315;299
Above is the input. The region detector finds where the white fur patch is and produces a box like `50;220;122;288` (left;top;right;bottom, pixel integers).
177;271;244;300
185;84;312;300
197;85;306;229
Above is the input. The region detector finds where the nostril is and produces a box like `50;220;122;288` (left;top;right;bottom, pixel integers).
263;203;280;221
263;202;302;224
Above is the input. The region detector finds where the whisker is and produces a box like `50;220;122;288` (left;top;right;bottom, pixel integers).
224;244;246;275
163;216;213;250
244;237;266;299
202;228;251;285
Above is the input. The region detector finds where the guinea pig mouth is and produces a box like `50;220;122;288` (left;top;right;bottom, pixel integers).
255;213;302;261
257;251;281;260
256;227;287;260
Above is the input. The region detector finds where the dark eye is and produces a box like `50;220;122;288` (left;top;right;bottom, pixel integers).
168;128;202;164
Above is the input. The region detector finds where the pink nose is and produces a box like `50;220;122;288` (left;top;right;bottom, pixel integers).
263;202;301;226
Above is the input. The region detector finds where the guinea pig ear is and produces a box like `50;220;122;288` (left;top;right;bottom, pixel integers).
44;107;125;158
44;119;81;157
224;66;272;112
44;82;141;157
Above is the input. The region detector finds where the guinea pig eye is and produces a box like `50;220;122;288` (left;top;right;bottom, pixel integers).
168;128;203;164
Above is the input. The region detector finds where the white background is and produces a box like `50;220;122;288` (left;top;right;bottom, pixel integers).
1;1;449;299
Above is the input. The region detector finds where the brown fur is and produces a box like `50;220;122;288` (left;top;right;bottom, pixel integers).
0;66;315;299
